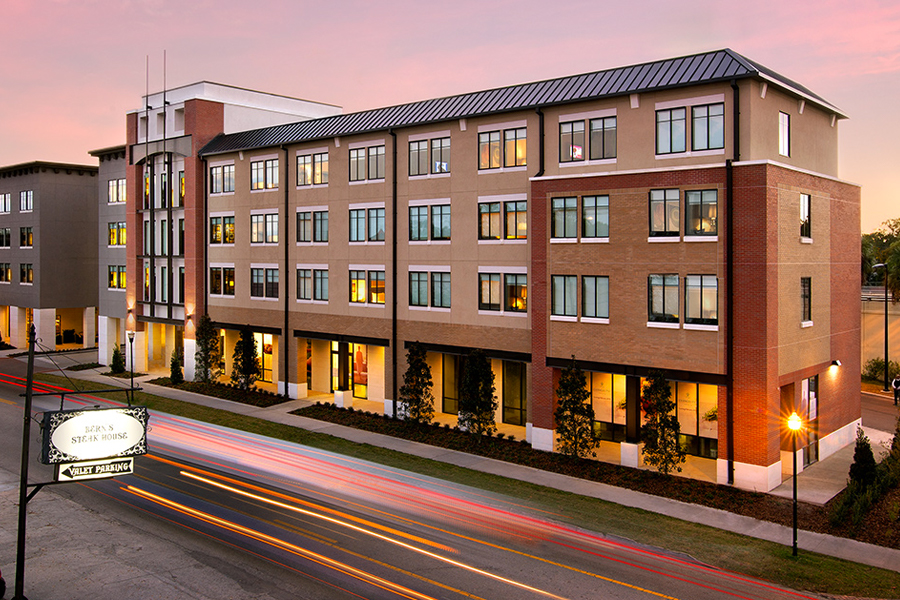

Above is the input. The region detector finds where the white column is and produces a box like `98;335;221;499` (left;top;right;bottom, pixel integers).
98;316;114;365
9;307;26;348
33;308;56;349
530;427;555;452
82;307;96;349
183;338;197;381
126;331;147;373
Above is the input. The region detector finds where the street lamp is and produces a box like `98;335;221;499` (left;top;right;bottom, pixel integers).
127;330;135;406
873;263;889;393
787;411;803;557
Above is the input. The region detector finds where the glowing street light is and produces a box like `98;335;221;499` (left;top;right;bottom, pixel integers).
787;411;803;557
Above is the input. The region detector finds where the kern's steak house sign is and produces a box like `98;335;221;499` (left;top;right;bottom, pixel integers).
41;406;148;464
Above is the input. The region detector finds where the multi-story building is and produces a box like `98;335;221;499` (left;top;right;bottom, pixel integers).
123;49;860;492
122;82;342;374
0;161;99;349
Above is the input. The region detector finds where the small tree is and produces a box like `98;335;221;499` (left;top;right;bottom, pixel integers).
110;345;126;374
231;327;260;390
458;349;497;437
848;427;877;489
641;370;686;474
194;314;221;383
554;356;598;458
170;348;184;384
398;342;435;424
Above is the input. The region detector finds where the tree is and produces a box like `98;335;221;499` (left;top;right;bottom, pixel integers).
640;370;686;474
110;345;126;374
554;356;598;458
458;349;497;437
848;427;877;489
398;342;435;424
194;314;221;383
170;348;184;384
862;217;900;301
231;328;260;390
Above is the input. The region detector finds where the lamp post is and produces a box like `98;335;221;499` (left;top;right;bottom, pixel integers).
127;330;135;406
873;263;889;393
787;411;803;557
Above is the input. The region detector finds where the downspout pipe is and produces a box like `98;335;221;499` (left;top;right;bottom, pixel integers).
389;130;398;418
534;107;545;178
201;156;209;316
726;79;740;485
282;145;290;398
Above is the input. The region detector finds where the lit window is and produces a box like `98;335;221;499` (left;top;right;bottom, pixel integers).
779;112;791;157
656;108;686;154
504;128;527;167
0;263;10;283
368;271;385;304
504;201;527;240
0;228;10;248
478;131;501;170
800;193;811;238
504;274;527;312
20;263;33;284
479;202;501;240
210;267;222;295
478;273;501;311
692;103;724;151
210;217;222;244
648;274;679;323
649;189;679;237
297;155;312;186
685;190;717;236
685;275;717;325
350;270;367;303
19;227;32;248
559;121;585;162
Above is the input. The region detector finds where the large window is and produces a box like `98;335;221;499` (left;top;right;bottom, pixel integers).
250;159;278;190
582;276;609;319
350;269;384;304
350;148;366;182
800;193;811;239
432;272;451;308
297;269;312;300
250;268;278;299
0;228;9;247
314;270;328;301
649;189;679;237
648;274;679;323
210;165;235;194
107;179;127;203
590;372;627;441
368;146;385;180
505;201;527;240
656;108;686;154
108;222;126;246
107;265;126;289
504;274;527;312
409;206;428;241
368;271;385;304
19;227;32;248
692;103;724;151
349;209;366;242
685;275;717;325
589;117;617;160
502;361;526;426
801;277;812;323
409;272;428;307
559;121;585;162
431;137;450;173
551;197;577;239
19;191;33;212
351;145;386;181
297;212;311;242
479;127;526;169
431;205;451;240
297;152;328;186
504;128;527;167
409;140;428;176
685;190;717;236
779;112;791;157
313;211;329;242
478;131;501;170
20;263;33;284
582;195;608;239
251;214;278;244
368;208;385;241
478;273;501;311
551;275;577;317
479;202;501;240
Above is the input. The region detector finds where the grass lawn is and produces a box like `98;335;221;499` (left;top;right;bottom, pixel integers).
34;372;900;598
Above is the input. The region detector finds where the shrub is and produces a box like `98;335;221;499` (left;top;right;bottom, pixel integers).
170;348;184;384
849;427;877;489
398;342;435;424
458;349;497;438
554;356;598;458
641;370;686;474
110;345;126;374
230;328;260;390
862;357;900;382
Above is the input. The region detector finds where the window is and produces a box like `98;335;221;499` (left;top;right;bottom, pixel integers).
20;263;33;284
107;180;126;204
479;127;526;169
160;173;168;208
685;190;717;236
800;193;811;238
349;209;366;242
368;208;385;242
19;227;32;248
656;108;686;154
368;146;385;180
297;155;311;186
685;275;717;325
409;272;428;307
313;211;329;242
297;269;312;300
210;267;222;295
250;268;278;298
504;201;527;240
649;274;679;323
177;171;185;207
502;361;526;426
409;206;428;241
649;189;680;237
108;222;127;246
211;165;235;194
779;112;791;157
210;217;222;244
368;271;385;304
583;276;609;319
160;266;167;301
559;121;585;162
0;263;10;282
479;273;501;311
107;265;126;289
692;103;724;151
350;148;366;181
178;218;184;253
266;269;279;298
551;275;577;317
801;277;812;323
19;190;33;212
350;145;385;181
297;153;328;185
551;197;577;239
479;202;501;240
250;159;278;190
432;272;451;308
582;196;609;239
222;268;235;296
251;214;278;244
0;193;9;212
297;212;311;242
589;117;616;160
431;137;450;173
314;270;328;301
431;205;450;240
504;274;527;312
409;140;428;176
350;270;367;303
0;228;10;247
160;219;167;254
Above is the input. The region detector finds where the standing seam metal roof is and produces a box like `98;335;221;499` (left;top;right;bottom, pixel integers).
199;48;845;157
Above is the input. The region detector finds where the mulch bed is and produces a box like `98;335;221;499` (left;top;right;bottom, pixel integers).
148;378;286;408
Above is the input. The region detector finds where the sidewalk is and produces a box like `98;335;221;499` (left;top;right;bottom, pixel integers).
25;351;900;574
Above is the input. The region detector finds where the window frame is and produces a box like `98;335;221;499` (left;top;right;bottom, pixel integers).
297;211;312;243
559;120;585;163
409;140;428;177
313;269;328;301
685;190;717;237
478;202;501;240
582;275;609;319
349;209;366;242
779;112;791;157
649;189;680;237
684;275;718;326
800;193;811;239
409;206;429;241
551;275;577;317
801;277;812;323
589;116;617;160
409;271;428;307
504;201;527;240
431;205;451;241
478;273;501;311
431;272;451;308
368;207;385;242
504;273;527;313
582;195;609;239
431;137;450;174
691;103;725;151
297;268;312;300
648;274;679;323
656;107;686;155
551;197;577;239
313;211;329;242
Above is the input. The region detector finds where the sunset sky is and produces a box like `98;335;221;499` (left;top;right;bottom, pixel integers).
2;0;897;232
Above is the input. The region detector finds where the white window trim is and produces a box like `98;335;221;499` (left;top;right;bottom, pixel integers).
478;265;527;274
349;202;386;210
580;238;610;244
684;323;718;332
478;193;527;203
558;108;616;122
684;235;718;243
477;120;527;133
655;148;726;160
801;320;814;328
647;321;679;329
800;237;813;244
409;265;450;273
655;94;725;111
295;146;328;156
648;237;681;243
249;153;278;162
580;317;610;325
407;130;451;142
348;139;386;149
550;315;578;323
550;238;578;244
478;165;527;175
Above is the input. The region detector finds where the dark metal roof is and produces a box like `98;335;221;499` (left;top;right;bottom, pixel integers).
200;48;845;157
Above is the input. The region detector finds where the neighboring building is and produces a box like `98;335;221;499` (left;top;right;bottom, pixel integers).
0;161;99;349
90;145;128;365
123;82;342;375
120;49;859;492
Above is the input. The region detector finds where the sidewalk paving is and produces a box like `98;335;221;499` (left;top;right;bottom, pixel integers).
22;351;900;574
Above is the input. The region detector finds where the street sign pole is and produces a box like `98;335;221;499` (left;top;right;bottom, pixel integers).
13;323;36;600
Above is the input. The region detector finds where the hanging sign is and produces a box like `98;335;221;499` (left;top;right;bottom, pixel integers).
56;457;135;481
41;406;149;465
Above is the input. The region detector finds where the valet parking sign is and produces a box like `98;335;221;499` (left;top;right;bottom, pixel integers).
41;406;149;481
